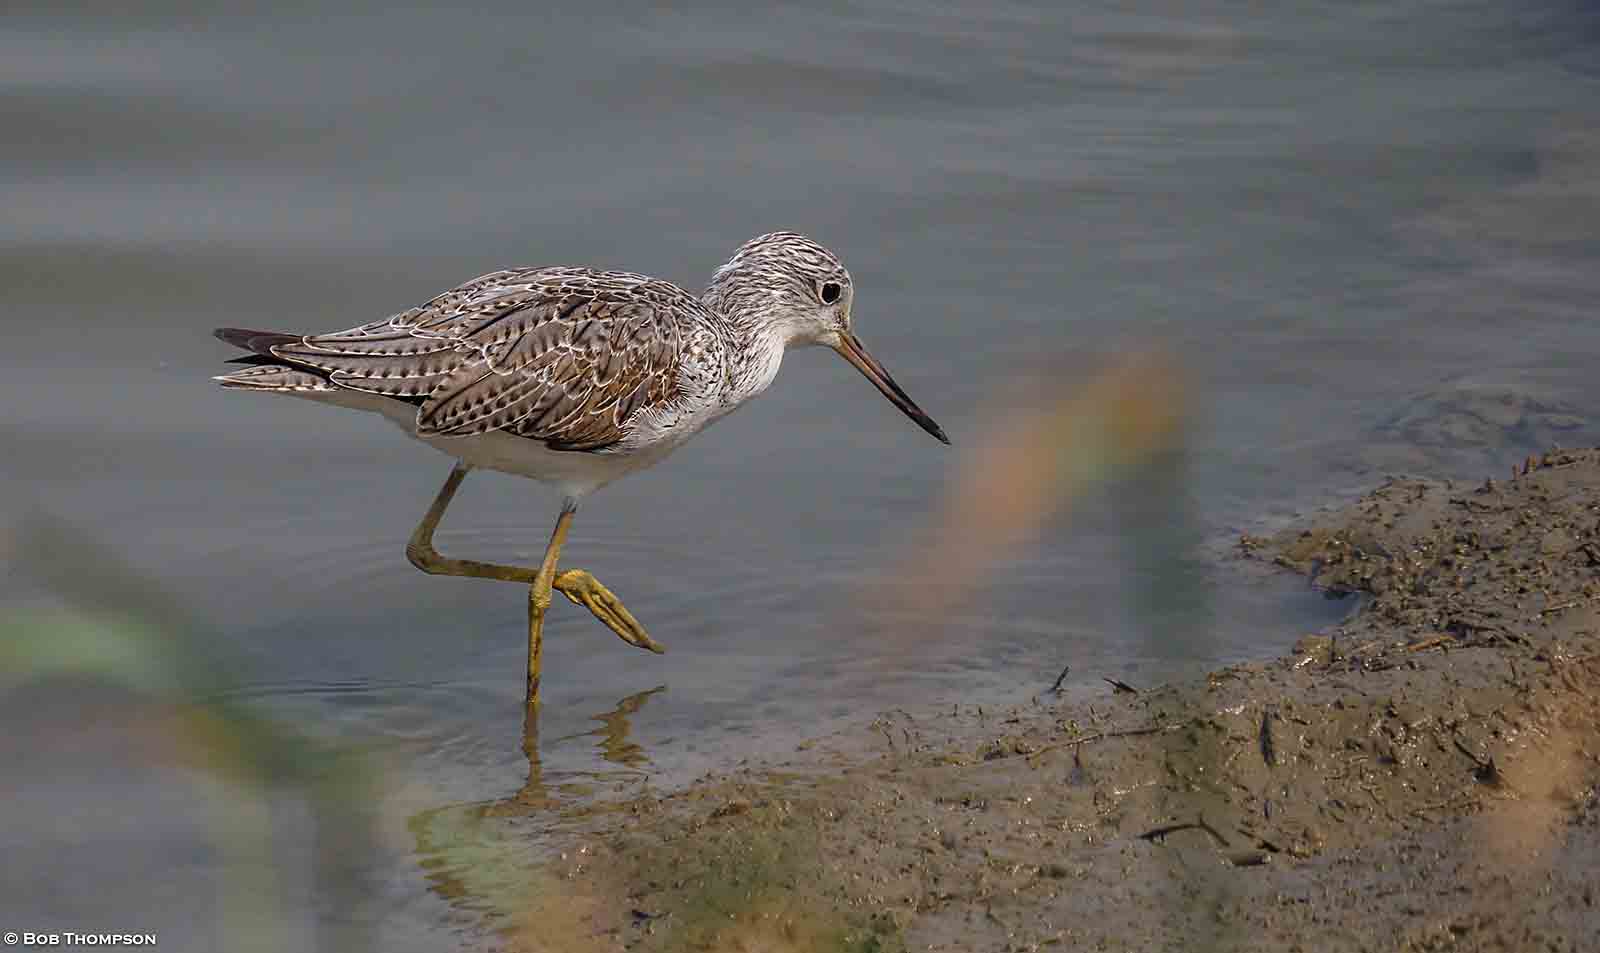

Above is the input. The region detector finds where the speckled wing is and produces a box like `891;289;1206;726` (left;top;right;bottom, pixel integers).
270;268;693;451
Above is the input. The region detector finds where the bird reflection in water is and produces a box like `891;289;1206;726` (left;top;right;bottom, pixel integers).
410;685;669;930
499;685;665;811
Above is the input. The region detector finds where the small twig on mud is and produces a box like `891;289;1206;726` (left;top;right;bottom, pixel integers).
1103;677;1139;695
1539;598;1586;616
874;719;897;753
1196;815;1231;847
1404;634;1455;653
1138;814;1230;848
1226;850;1270;867
1138;821;1200;843
1411;795;1478;818
1023;722;1181;765
1449;733;1507;787
1067;744;1088;786
1358;783;1396;823
1259;705;1277;768
1049;664;1072;694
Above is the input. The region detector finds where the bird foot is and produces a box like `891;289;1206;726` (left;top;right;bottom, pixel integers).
553;569;665;654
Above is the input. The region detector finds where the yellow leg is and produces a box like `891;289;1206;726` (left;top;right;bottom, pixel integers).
526;505;574;704
404;465;664;688
407;464;533;584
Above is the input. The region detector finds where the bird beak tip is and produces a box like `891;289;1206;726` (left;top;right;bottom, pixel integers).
834;333;949;446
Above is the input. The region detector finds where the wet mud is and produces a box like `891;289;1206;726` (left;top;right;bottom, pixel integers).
494;449;1600;952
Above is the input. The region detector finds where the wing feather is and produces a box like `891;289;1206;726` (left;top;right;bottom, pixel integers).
274;268;700;450
220;266;716;451
329;369;455;399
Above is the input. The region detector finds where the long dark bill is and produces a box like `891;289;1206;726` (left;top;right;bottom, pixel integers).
832;332;951;445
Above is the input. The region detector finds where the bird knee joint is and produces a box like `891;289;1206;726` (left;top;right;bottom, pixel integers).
406;543;438;573
558;568;594;587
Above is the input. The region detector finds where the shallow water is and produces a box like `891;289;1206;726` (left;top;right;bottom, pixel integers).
5;1;1600;949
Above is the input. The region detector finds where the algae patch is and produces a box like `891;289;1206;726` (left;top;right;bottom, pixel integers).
513;791;902;952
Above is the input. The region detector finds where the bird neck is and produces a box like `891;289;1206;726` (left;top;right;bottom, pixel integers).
729;317;791;404
702;285;793;403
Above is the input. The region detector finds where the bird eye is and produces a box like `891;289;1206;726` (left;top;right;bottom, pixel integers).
820;282;841;304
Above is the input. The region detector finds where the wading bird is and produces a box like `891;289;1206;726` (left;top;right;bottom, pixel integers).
214;232;948;705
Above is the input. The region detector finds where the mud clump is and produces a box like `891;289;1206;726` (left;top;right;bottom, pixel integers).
512;450;1600;952
1272;447;1600;651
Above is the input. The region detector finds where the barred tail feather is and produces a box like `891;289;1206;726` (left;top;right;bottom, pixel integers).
215;327;304;355
213;364;338;393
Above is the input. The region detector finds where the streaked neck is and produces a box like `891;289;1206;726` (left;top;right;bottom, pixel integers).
701;282;790;403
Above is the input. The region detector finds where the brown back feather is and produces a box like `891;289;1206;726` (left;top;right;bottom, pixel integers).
252;269;700;452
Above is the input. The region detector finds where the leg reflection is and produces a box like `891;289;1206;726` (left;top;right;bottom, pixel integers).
413;686;670;930
560;685;665;771
511;685;667;808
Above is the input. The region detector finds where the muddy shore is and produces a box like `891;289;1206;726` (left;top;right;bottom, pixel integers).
501;449;1600;952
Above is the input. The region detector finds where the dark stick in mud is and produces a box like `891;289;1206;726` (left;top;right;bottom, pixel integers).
1102;677;1139;694
1049;664;1072;694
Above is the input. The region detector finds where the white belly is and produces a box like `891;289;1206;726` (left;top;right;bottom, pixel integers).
305;390;661;501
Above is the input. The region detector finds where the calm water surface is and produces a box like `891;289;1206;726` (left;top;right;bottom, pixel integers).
5;1;1600;949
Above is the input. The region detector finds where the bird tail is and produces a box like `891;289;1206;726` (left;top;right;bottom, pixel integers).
213;363;338;392
215;327;304;355
212;326;337;392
